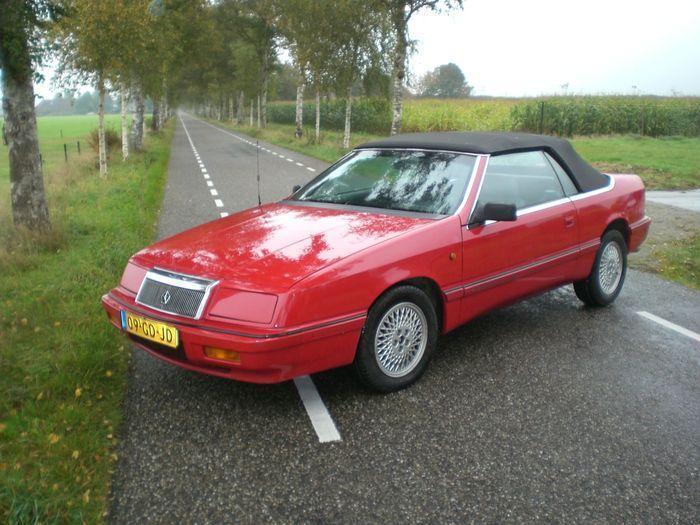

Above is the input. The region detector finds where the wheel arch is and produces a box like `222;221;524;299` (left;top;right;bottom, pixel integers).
371;277;445;333
603;218;630;248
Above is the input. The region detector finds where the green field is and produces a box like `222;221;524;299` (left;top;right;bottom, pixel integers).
0;115;172;523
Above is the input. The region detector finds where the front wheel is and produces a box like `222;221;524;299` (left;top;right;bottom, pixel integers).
354;285;438;392
574;230;627;307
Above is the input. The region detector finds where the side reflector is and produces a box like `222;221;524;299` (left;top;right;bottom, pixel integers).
204;347;240;363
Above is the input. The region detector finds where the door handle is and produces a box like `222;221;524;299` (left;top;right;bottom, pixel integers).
564;215;576;228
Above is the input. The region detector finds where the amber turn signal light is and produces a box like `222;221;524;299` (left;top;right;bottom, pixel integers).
204;347;240;363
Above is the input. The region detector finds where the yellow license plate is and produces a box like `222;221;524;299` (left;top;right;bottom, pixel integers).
121;311;179;348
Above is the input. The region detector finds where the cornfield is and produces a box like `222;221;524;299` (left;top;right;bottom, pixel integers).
267;96;700;137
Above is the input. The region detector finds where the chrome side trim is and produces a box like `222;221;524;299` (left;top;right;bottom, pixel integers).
442;236;605;297
462;246;580;294
354;147;480;158
569;175;615;201
455;154;486;223
466;154;491;222
517;197;572;217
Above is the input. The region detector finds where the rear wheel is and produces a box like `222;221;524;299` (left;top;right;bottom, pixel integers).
354;285;438;392
574;230;627;307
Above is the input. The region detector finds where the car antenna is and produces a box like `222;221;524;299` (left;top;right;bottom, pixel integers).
256;139;262;206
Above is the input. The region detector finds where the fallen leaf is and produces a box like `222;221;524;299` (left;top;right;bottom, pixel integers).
74;388;82;398
72;450;80;459
105;370;113;377
48;433;60;444
20;318;28;326
82;490;90;504
0;423;6;433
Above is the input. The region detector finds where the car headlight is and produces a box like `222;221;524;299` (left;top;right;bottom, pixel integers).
120;260;148;294
208;288;278;324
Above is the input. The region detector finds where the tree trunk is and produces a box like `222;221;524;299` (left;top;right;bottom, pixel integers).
97;76;108;176
229;96;234;122
343;86;352;149
261;54;269;128
249;100;254;126
130;82;144;152
151;98;160;132
315;88;321;143
236;91;244;125
390;3;408;136
120;82;129;161
261;85;268;128
0;39;50;230
294;81;305;139
257;93;261;128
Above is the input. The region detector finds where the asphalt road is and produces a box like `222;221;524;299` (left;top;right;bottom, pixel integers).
109;114;700;524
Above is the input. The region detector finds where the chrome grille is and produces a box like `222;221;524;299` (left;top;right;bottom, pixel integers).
136;268;217;319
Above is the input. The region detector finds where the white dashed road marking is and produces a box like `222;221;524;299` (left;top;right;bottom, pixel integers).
180;115;226;216
192;116;320;174
637;311;700;343
293;376;342;443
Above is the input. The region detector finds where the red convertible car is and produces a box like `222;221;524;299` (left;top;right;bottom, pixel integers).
102;132;650;391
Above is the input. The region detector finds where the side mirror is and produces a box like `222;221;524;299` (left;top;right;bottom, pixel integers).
471;202;517;225
292;184;301;193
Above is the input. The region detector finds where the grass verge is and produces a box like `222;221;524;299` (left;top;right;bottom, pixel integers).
0;123;173;524
215;120;699;290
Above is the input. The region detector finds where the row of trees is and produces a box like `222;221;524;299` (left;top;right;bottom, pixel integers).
1;0;464;233
183;0;464;147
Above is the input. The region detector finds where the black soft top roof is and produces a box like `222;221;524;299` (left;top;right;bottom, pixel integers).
357;131;609;192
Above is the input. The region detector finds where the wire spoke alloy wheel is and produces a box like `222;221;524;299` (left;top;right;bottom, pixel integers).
374;302;428;378
599;241;623;295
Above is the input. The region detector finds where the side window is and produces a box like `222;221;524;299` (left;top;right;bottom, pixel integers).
544;152;579;196
475;151;565;213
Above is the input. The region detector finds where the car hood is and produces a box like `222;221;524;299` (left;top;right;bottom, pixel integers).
133;202;432;291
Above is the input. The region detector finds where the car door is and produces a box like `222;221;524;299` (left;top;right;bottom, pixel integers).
460;151;580;322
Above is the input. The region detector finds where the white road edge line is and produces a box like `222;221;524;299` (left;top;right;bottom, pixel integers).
210;189;218;196
220;212;229;218
214;199;224;208
293;375;341;443
637;311;700;343
307;167;316;172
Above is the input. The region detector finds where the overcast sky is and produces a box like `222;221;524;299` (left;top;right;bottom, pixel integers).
32;0;700;99
409;0;700;96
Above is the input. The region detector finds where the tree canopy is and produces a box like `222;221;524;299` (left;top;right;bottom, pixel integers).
417;62;473;98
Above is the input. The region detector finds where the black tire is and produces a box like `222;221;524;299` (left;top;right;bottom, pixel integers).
574;230;627;307
354;285;438;393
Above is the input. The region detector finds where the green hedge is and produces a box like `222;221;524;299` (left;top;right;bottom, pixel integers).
511;96;700;137
268;98;391;134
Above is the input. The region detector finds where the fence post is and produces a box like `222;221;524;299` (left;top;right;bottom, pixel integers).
39;153;43;166
539;101;545;134
64;143;68;162
77;141;81;155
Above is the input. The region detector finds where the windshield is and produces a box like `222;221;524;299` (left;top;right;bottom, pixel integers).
294;149;477;215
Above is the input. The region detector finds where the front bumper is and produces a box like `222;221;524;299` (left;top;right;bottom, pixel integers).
102;293;365;383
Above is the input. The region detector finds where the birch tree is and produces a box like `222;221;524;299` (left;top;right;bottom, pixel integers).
382;0;463;135
0;0;53;231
